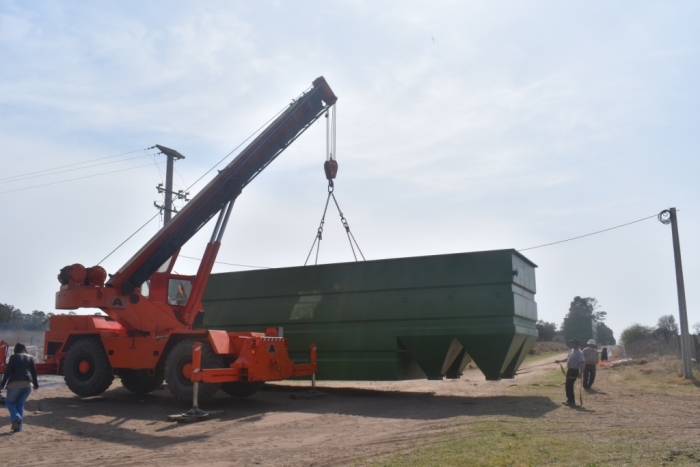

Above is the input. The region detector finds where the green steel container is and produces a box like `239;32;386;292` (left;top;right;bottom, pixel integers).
564;317;597;344
201;249;538;381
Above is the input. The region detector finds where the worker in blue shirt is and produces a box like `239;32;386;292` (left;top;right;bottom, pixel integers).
555;338;585;406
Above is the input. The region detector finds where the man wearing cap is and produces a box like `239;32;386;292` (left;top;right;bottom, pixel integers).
555;338;585;406
582;339;599;390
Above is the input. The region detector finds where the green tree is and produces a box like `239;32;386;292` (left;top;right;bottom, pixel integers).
567;296;607;322
561;296;608;335
23;310;52;330
0;303;23;327
656;315;678;335
596;322;616;345
620;323;654;345
0;304;52;330
536;321;557;342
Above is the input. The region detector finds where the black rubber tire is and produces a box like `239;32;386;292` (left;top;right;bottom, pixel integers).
64;338;114;397
221;382;264;398
165;339;223;404
120;368;165;394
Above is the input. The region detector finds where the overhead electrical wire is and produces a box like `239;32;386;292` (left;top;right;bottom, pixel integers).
179;255;271;269
0;161;165;195
518;213;659;252
96;91;311;265
98;212;161;265
184;86;312;192
1;152;162;184
0;147;153;182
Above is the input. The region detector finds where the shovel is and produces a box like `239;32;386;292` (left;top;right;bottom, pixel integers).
559;363;583;407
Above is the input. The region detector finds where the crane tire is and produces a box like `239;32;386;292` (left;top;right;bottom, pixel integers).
165;338;223;404
120;368;165;394
221;382;264;398
64;338;114;397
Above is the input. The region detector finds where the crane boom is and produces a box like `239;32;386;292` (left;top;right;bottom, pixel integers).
108;77;337;295
39;77;334;404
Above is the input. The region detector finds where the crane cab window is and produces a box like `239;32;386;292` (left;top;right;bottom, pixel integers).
168;279;192;306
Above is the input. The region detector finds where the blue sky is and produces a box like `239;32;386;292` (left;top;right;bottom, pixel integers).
1;1;698;339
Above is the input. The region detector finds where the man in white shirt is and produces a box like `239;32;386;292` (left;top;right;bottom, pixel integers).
582;339;599;390
555;338;585;406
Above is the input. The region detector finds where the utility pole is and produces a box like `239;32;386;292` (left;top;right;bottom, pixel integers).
154;145;187;225
659;208;693;378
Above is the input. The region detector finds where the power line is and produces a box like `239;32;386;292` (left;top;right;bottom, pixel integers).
0;162;164;195
1;152;161;184
179;255;271;269
0;147;153;182
96;86;314;264
185;86;312;192
518;214;659;252
98;212;161;265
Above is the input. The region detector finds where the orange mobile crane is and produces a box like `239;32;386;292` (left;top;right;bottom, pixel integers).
0;77;336;408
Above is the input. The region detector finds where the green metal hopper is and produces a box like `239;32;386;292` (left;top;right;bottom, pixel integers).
564;317;597;344
201;249;538;381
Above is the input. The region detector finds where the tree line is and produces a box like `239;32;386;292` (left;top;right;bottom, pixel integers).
536;296;617;345
0;303;52;331
619;314;699;345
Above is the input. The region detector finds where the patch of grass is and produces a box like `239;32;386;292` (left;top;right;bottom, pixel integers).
516;368;565;391
363;356;700;467
365;420;696;467
604;356;700;395
522;351;566;363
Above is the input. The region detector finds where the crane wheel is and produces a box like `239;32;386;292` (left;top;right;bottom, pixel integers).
64;338;114;397
165;339;223;404
120;368;165;394
221;382;264;398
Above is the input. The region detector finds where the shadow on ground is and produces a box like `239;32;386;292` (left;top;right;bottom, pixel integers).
19;376;559;449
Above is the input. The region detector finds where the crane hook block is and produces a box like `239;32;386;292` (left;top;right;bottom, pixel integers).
324;160;338;180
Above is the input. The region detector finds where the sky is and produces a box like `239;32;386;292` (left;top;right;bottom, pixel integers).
1;1;699;340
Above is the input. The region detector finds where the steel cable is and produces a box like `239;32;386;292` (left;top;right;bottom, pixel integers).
0;147;152;182
518;214;659;252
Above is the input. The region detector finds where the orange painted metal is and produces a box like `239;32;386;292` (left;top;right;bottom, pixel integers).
190;336;317;384
0;340;57;375
207;330;231;354
78;360;91;374
41;78;334;394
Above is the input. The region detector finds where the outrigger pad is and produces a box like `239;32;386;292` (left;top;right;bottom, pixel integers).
290;389;325;400
167;408;222;423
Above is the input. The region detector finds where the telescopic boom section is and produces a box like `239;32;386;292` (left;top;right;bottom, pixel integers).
109;77;337;296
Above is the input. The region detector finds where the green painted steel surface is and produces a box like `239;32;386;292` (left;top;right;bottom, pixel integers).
201;249;538;381
564;317;597;344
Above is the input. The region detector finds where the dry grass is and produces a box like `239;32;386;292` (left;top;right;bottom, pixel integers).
363;356;700;466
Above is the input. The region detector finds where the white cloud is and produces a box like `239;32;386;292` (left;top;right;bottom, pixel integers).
0;0;698;339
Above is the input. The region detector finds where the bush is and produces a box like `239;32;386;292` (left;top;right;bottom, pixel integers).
620;323;654;345
536;320;557;342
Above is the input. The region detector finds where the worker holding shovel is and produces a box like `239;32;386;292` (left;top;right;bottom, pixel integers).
555;338;585;407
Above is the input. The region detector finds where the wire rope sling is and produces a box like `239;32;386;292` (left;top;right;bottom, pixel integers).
304;104;366;266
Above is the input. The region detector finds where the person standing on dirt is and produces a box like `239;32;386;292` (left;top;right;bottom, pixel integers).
582;339;599;390
0;343;39;433
555;338;585;406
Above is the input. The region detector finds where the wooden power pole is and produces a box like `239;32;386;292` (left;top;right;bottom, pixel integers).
154;145;186;225
659;208;693;379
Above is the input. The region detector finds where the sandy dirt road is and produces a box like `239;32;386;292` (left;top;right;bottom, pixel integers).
0;354;565;467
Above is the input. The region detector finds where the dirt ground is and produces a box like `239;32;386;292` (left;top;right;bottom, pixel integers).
1;353;699;466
